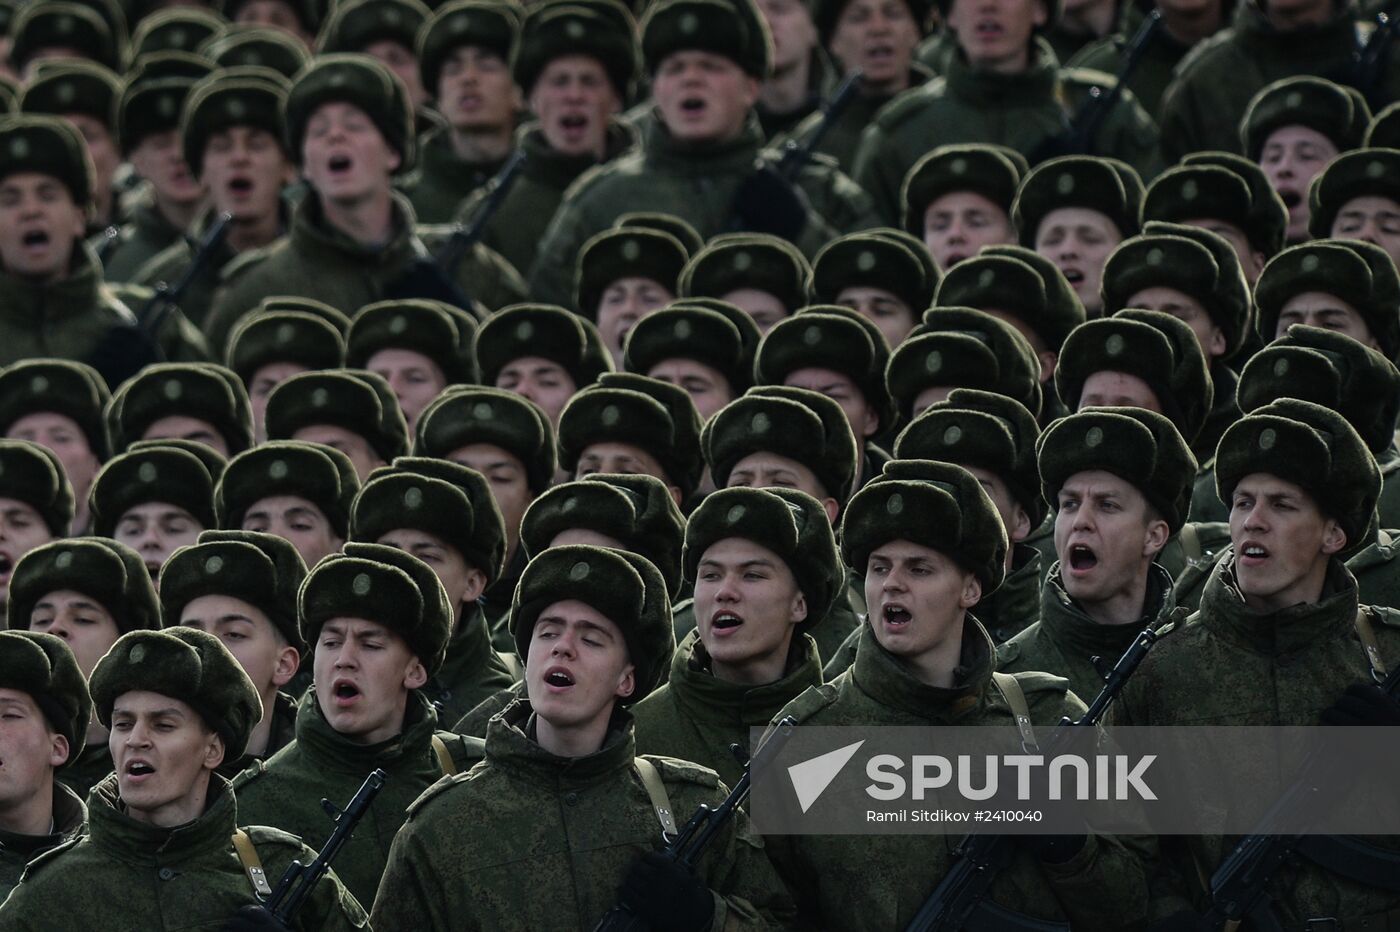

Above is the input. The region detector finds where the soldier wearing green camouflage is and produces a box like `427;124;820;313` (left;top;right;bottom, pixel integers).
89;442;216;580
677;234;812;333
370;544;798;931
622;301;759;421
811;229;939;348
1309;147;1400;271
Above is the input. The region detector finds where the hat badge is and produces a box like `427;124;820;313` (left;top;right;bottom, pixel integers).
732;251;753;272
450;14;470;32
56;84;76;105
269;459;289;479
158;96;176;119
802;324;822;346
924;350;942;374
275;322;295;344
885;492;904;515
1085;426;1104;447
978;268;995;289
404;486;424;509
674;319;692;339
1180;179;1199;201
226;98;247;120
312;387;330;407
55;550;74;570
352;572;372;595
1258;427;1277;451
171;28;188;46
943;424;963;445
726;503;746;524
56;15;74;34
1285;91;1303;108
138;462;158;483
1055;173;1075;196
29;375;49;394
679;12;700;34
472;401;494;420
384;9;402;24
950;157;967;175
389;315;408;335
128;643;147;664
1273;358;1290;377
8;137;28;160
566;20;586;38
515;321;534;341
1146;247;1164;266
601;404;621;426
856;250;877;273
568;560;591;581
1105;333;1125;357
620;239;641;262
163;379;184;400
329;70;348;87
1367;160;1386;179
1301;253;1321;272
561;494;579;513
751;412;770;434
204;555;224;575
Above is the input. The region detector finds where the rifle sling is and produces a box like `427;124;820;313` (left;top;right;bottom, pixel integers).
232;829;275;899
633;757;679;839
991;672;1039;752
432;735;458;776
1354;607;1388;683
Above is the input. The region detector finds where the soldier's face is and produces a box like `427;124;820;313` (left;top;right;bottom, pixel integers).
448;444;533;559
1275;291;1380;353
366;348;447;432
0;173;85;284
694;537;807;683
1259;125;1337;243
291;424;384;482
365;39;427;110
784;367;881;439
947;0;1047;73
179;594;298;700
652;51;760;145
865;540;980;677
29;590;120;680
130;129;205;207
142;415;229;457
314;618;427;745
1054;470;1168;610
648;358;734;421
0;500;54;609
922;191;1014;270
1077;369;1163;413
241;495;344;569
526;599;636;730
110;691;224;828
596;277;674;362
727;451;838;523
836;285;915;348
721;288;790;332
438;46;521;134
495;357;577;426
302;102;401;205
202;125;294;224
0;688;70;811
234;0;314;47
828;0;922;90
529;55;621;159
1034;207;1122;315
758;0;820;71
7;412;99;515
1230;474;1346;613
1331;196;1400;269
248;361;310;442
376;528;487;621
575;443;680;505
1125;286;1227;360
114;502;204;580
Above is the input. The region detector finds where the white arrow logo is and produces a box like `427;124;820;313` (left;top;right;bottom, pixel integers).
788;740;865;813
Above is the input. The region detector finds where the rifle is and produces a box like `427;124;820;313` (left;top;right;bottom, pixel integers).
774;70;863;182
138;210;232;347
95;225;122;265
904;624;1163;932
433;150;527;273
592;716;797;932
1200;664;1400;932
1030;10;1162;163
1351;6;1400;111
263;768;387;923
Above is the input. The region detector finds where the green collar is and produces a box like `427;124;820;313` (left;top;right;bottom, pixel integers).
0;242;109;323
0;781;85;859
944;38;1060;107
666;628;824;727
519;120;636;190
849;615;998;721
1040;560;1175;656
1233;0;1359;59
641;111;767;175
1199;552;1361;657
288;189;423;270
483;700;637;788
293;687;441;774
983;544;1043;641
87;773;236;868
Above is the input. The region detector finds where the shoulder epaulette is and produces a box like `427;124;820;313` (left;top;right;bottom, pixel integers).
640;753;721;790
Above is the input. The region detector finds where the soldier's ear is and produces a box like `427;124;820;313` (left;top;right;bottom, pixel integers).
1320;518;1347;556
614;662;636;701
203;731;226;772
958;572;982;610
788;591;808;627
404;656;429;691
48;733;70;770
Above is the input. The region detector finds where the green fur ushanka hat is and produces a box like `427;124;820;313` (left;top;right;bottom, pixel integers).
1307;147;1400;241
263;369;409;463
0;440;75;537
88;445;217;537
1037;407;1198;535
475;304;612;388
841;459;1007;592
285;53;415;169
90;626;262;761
0;630;91;768
811;230;939;314
935;249;1084;354
161;530;309;651
900;144;1027;236
414;387;557;494
510;544;675;704
1254;240;1400;360
111;363;254;455
0;359;111;462
216;441;359;538
1216;398;1380;559
1013;155;1143;246
1241;75;1371;161
683;486;842;634
575;227;688;320
890;307;1043;421
756;308;894;432
8;538;162;634
640;0;773;78
623;304;753;396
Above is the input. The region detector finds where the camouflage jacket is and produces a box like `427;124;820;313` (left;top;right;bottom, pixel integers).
232;690;483;909
54;744;112;801
101;196;184;285
631;629;825;788
778;66;934;175
0;775;367;931
424;603;517;728
217;689;299;781
369;700;798;931
0;782;85;901
402;126;510;225
765;620;1148;930
1066;20;1197;119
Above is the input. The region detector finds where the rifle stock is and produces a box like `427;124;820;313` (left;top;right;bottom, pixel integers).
434;150;527;274
138;211;232;345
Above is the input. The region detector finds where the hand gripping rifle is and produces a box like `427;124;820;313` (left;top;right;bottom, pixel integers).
263;768;388;924
593;717;797;932
905;624;1162;932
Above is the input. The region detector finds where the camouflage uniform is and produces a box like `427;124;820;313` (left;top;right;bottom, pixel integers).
101;191;186;285
0;783;84;901
217;690;299;781
425;603;517;728
403;126;509;225
780;66;933;173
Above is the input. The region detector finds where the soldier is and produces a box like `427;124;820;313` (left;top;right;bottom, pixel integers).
104;54;213;284
205;54;526;350
9;537;161;797
216;441;359;569
18;62;124;236
131;68;297;331
811;230;939;348
226;0;320;47
622;302;759;420
264;370;409;481
0;115;207;381
1013;155;1143;317
1255;239;1400;360
234;544;481;909
677;234;813;333
1308;148;1400;270
0;626;368;931
0;360;110;535
345;299;477;430
318;0;432;113
1243;76;1371;246
755;0;833;136
851;0;1160;226
765;458;1148;929
0;442;72;614
8;3;121;80
414;387;555;643
89;443;217;580
226;307;349;439
1157;0;1399;162
997;408;1193;700
200;24;311;79
370;544;797;930
129;7;224;62
160;530;306;776
349;457;516;723
1114;399;1400;928
574;226;689;362
897;388;1048;644
901;145;1026;272
474;303;611;426
109;363;255;458
406;1;521;224
529;0;879;306
0;632;88;899
452;0;640;277
633;487;840;786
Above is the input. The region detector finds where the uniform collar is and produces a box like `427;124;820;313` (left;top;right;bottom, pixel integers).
0;781;86;858
289;190;423;269
1040;560;1175;657
483;699;637;788
849;615;998;721
944;38;1060;107
666;628;824;727
642;111;768;174
1233;0;1359;58
1200;550;1361;657
87;772;237;868
519;120;636;189
983;544;1043;642
0;242;108;322
293;687;440;774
